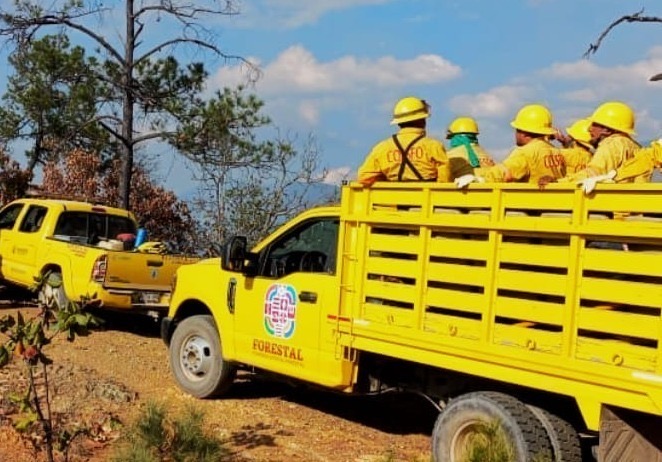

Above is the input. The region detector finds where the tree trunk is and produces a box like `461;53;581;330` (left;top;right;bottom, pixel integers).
120;0;136;211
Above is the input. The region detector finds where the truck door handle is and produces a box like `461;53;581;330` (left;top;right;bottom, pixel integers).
299;291;317;303
147;260;164;267
227;278;236;314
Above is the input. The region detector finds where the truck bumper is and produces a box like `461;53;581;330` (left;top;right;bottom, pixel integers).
161;316;174;345
88;282;170;315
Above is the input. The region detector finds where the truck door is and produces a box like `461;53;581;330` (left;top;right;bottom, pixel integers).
11;205;49;285
231;217;340;385
0;203;26;282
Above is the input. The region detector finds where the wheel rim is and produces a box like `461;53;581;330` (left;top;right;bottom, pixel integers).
449;420;490;462
179;334;214;382
51;286;68;310
39;275;68;310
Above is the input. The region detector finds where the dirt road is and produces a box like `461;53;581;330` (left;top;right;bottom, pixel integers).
0;304;435;461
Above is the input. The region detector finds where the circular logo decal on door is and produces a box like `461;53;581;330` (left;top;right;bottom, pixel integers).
263;283;297;339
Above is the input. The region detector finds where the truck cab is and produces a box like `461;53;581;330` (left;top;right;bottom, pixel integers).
163;206;357;398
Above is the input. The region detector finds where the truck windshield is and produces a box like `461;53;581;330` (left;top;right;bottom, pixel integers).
264;218;339;277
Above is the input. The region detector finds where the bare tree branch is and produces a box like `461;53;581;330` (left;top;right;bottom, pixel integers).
135;3;240;20
583;9;662;58
134;130;176;144
135;38;218;66
0;9;124;63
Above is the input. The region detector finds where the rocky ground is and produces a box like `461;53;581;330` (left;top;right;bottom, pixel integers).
0;301;435;462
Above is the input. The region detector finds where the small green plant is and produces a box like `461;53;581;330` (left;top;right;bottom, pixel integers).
462;421;514;462
0;272;102;462
379;448;397;462
112;401;229;462
376;448;429;462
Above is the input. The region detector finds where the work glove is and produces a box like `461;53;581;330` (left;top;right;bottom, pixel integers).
454;174;484;189
577;170;616;194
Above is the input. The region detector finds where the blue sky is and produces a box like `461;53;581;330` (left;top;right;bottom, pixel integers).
2;0;662;193
210;0;662;188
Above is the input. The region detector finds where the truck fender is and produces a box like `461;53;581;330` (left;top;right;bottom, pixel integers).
168;297;236;359
38;255;74;302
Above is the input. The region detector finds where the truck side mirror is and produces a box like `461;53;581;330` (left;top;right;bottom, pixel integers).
221;236;247;272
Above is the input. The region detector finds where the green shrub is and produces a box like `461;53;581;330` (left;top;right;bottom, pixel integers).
0;274;102;462
112;401;229;462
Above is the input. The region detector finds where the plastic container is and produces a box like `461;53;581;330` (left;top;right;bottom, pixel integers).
134;228;148;248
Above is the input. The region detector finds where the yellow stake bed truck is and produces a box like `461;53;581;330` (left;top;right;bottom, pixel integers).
162;182;662;461
0;197;198;316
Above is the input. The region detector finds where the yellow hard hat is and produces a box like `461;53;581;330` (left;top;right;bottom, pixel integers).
589;101;635;135
391;97;430;125
566;118;592;146
447;117;479;138
510;104;555;135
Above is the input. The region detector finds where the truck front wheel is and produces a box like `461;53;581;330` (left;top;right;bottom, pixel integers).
431;391;552;462
169;315;236;398
38;271;70;311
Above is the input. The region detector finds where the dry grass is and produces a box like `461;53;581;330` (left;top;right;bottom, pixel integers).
462;421;514;462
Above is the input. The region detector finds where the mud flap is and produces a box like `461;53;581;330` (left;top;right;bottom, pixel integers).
599;405;662;462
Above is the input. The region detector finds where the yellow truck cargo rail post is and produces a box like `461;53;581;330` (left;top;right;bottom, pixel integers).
163;182;662;461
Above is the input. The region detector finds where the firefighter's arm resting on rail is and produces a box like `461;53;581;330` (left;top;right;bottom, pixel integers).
578;139;661;193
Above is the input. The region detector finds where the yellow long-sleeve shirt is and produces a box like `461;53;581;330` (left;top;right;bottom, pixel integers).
446;144;496;180
357;127;450;185
561;145;592;174
478;138;566;183
561;134;643;183
614;141;662;182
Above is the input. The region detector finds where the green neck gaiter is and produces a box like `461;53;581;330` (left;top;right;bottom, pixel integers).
450;134;480;168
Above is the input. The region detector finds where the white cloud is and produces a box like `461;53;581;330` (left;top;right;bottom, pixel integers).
298;100;320;125
447;85;533;118
322;166;353;184
560;88;598;103
210;45;461;96
461;48;662;149
546;60;602;80
545;51;662;89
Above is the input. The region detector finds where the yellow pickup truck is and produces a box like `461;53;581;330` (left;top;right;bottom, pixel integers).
162;182;662;461
0;197;198;316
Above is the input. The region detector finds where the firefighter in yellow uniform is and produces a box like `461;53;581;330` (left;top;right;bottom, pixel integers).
357;97;450;186
612;140;662;181
561;118;593;174
445;117;496;180
560;101;645;183
579;140;662;193
456;104;566;186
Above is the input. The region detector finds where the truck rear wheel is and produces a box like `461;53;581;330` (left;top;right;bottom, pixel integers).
431;391;552;462
169;315;236;398
528;404;582;462
38;271;70;311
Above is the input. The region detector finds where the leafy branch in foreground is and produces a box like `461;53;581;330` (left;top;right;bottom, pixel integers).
0;271;102;462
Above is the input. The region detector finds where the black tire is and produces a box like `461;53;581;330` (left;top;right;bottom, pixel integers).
528;405;582;462
169;315;236;398
431;391;553;462
38;271;70;310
